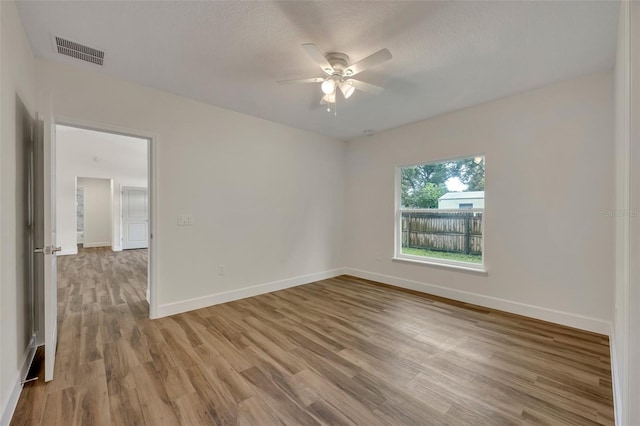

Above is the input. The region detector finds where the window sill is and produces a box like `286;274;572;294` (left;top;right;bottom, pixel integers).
392;256;488;275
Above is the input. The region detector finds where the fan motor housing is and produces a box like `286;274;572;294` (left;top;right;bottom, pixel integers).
326;52;350;73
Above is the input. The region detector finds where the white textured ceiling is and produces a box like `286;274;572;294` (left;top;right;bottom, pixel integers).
18;1;619;140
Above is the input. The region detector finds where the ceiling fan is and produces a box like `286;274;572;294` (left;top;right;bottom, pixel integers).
277;43;392;109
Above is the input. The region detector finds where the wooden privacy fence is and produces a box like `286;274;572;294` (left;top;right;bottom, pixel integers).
402;211;483;255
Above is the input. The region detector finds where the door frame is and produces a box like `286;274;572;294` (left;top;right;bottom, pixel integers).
54;116;159;318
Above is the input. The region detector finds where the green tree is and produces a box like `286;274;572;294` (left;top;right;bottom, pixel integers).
447;157;485;191
401;164;448;208
401;157;484;208
411;183;447;208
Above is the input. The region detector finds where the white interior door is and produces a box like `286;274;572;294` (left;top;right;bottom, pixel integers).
122;186;148;249
38;108;58;382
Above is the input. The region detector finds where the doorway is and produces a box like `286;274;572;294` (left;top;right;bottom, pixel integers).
76;186;84;246
75;177;113;249
55;123;153;307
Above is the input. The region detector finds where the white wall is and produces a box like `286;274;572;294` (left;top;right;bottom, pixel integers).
37;58;346;310
76;177;112;248
344;72;614;333
0;1;36;424
56;126;147;254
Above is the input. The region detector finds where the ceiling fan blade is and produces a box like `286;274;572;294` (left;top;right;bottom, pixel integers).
344;48;392;76
301;43;334;74
277;77;324;85
349;79;385;95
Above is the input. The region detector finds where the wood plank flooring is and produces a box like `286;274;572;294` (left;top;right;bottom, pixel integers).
11;247;614;425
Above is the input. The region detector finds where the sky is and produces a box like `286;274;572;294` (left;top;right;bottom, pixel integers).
445;177;468;192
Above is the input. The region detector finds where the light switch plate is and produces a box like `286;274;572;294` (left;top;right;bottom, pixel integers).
177;214;193;226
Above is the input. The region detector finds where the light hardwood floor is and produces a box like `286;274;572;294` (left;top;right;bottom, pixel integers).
11;247;614;425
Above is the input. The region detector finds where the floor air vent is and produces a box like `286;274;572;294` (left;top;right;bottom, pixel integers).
54;36;104;66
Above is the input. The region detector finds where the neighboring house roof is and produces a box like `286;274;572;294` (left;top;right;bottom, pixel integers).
438;191;485;200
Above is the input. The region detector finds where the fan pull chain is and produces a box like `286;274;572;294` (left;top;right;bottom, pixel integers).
325;93;338;116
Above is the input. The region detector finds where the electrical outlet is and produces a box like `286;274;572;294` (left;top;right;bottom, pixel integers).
177;214;193;226
217;265;225;276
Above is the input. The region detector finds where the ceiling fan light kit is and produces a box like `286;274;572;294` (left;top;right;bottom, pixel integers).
321;77;338;95
340;81;355;99
322;92;336;104
277;43;392;114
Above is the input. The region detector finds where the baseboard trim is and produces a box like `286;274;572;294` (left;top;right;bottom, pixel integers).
58;247;78;256
112;246;122;252
0;377;22;426
82;242;110;248
609;323;622;426
0;336;37;426
343;268;611;335
156;268;346;318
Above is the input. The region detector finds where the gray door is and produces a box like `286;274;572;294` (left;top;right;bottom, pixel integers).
16;96;39;374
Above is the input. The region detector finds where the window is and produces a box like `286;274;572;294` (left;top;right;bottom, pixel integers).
396;155;485;269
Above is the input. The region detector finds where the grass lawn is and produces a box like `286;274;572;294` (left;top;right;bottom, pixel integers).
402;247;482;264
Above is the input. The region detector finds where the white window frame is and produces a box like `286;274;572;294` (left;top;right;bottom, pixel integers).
393;157;487;273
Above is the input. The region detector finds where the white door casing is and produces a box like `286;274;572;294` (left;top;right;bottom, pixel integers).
122;186;148;249
52;117;157;319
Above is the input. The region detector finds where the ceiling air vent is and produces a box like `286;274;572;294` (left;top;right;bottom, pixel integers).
54;36;104;66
